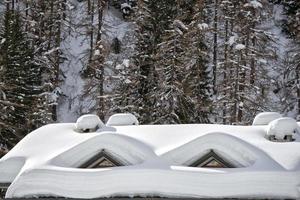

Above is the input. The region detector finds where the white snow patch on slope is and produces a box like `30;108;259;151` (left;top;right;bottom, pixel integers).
57;2;135;122
244;0;263;9
235;44;246;50
57;1;89;122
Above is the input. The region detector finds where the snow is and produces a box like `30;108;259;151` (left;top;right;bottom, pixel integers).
57;0;88;122
235;44;246;50
106;113;139;126
124;79;132;84
121;3;131;10
197;23;208;31
244;0;263;9
173;20;188;32
252;112;282;125
0;38;6;44
122;59;130;68
75;114;105;132
57;2;135;122
228;36;236;46
94;49;101;56
1;122;300;199
174;20;189;35
116;59;130;70
267;117;299;140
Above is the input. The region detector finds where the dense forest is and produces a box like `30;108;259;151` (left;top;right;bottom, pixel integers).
0;0;299;154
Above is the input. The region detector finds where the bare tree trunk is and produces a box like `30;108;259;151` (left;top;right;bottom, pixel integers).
232;57;239;124
87;0;95;73
52;1;62;121
237;51;244;123
213;0;218;96
96;0;106;121
250;35;256;85
250;16;256;85
237;36;249;123
11;0;15;10
62;0;67;20
297;64;300;117
25;0;29;31
223;18;229;124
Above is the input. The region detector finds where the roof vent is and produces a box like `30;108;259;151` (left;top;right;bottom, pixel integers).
252;112;282;126
266;117;299;142
106;113;139;126
75;114;105;133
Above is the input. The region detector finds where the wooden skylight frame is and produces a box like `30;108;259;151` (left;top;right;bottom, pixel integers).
79;150;123;169
190;150;235;168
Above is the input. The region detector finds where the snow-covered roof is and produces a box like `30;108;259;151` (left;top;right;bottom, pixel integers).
1;119;300;199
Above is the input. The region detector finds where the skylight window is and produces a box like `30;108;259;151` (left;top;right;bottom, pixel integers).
190;150;235;168
79;150;123;169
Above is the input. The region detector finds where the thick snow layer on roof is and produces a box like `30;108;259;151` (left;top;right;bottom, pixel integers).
252;112;282;125
75;114;105;131
1;123;300;199
106;113;139;126
267;117;299;139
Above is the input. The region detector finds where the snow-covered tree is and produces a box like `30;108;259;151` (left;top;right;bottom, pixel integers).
183;3;213;123
210;0;277;124
279;0;300;118
154;21;194;124
23;0;69;121
282;0;300;38
0;9;48;148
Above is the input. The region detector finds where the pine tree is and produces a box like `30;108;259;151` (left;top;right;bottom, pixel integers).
0;9;48;149
24;0;67;122
112;0;178;124
209;0;277;124
282;0;300;38
184;5;213;123
280;0;300;119
155;22;194;123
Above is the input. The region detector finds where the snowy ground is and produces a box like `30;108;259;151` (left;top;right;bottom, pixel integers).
57;2;135;122
57;1;87;122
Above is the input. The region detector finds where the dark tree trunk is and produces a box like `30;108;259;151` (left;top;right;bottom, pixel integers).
223;18;229;124
213;0;218;96
96;0;106;121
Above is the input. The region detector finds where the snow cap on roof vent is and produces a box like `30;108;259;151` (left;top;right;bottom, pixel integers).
267;117;299;142
76;114;105;133
252;112;282;126
106;113;139;126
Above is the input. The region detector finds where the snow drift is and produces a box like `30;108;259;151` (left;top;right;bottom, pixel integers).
1;122;300;199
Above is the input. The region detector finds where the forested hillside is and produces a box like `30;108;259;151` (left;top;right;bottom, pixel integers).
0;0;299;152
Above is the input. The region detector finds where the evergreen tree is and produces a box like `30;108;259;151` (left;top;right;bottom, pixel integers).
184;5;213;123
280;0;300;118
155;21;194;123
209;0;277;124
112;0;178;124
0;10;47;149
24;0;67;121
282;0;300;38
